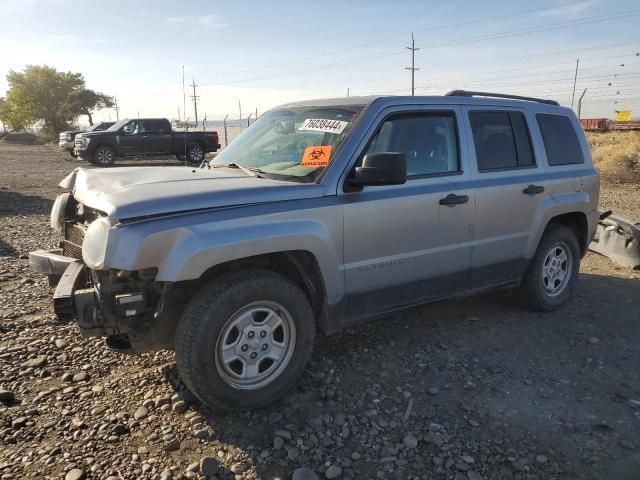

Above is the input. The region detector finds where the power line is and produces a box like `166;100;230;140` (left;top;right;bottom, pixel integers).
198;11;638;87
198;0;592;80
405;33;420;96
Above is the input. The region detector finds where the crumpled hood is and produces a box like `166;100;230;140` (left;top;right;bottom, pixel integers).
60;166;324;221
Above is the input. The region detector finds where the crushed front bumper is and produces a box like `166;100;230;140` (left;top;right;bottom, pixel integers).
29;249;76;278
589;211;640;268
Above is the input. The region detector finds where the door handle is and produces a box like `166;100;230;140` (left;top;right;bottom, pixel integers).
439;194;469;206
523;184;545;195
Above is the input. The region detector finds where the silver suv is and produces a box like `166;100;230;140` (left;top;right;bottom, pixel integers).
31;91;599;410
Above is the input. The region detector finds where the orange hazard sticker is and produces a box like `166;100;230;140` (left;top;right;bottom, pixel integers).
301;145;332;168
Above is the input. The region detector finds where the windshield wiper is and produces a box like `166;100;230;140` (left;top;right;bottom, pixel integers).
214;162;264;178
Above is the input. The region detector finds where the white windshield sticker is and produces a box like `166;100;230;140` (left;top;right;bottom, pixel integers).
298;118;349;134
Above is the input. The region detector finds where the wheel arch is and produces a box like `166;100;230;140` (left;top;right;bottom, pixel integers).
193;251;331;334
547;212;589;256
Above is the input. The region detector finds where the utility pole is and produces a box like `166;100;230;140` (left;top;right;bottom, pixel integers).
182;65;186;130
177;106;181;123
347;88;350;97
113;97;120;121
255;107;258;121
405;33;419;96
238;100;242;126
190;78;199;126
571;58;580;109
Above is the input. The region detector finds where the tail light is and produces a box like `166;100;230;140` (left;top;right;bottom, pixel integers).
211;132;219;144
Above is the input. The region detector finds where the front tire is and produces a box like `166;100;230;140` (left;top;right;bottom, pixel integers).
186;143;205;164
175;269;315;411
93;146;115;167
517;224;580;311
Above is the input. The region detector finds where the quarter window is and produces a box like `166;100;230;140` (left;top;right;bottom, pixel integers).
536;114;584;165
364;112;460;177
469;111;534;171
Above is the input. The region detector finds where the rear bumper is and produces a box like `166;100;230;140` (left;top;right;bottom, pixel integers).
29;249;77;276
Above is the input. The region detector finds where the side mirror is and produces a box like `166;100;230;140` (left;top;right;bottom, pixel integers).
347;152;406;189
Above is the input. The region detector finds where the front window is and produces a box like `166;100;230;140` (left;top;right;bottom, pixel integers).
213;105;364;182
107;119;130;132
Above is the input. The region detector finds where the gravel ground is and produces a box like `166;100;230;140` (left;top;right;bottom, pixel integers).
1;143;639;480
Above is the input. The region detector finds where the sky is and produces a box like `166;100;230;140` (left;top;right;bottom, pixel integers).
0;0;639;124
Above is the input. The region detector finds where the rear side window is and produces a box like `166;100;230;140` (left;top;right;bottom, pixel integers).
536;114;584;165
469;111;534;171
146;120;171;134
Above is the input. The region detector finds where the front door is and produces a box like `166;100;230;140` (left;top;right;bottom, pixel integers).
342;106;475;319
117;120;145;155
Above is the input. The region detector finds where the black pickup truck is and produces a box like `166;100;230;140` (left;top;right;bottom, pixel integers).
74;118;221;166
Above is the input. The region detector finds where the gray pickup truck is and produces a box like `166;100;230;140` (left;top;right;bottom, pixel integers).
31;91;599;410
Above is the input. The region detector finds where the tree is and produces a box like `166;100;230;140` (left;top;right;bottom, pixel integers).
66;89;114;126
0;95;34;131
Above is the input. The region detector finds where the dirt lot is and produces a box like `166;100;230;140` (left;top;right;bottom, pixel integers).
1;142;639;480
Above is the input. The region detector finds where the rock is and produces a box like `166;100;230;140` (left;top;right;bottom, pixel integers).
275;429;292;440
230;462;247;474
65;469;86;480
468;419;480;427
325;465;342;479
55;339;68;348
587;337;599;345
274;435;285;449
292;467;319;480
160;470;173;480
112;424;129;436
163;438;180;452
172;400;189;413
467;472;483;480
186;462;200;473
427;387;440;395
200;457;219;476
134;406;149;420
22;356;47;368
72;372;89;382
535;454;548;463
461;455;475;464
619;440;635;450
12;417;27;429
351;452;361;461
403;434;418;449
0;389;15;403
424;432;444;448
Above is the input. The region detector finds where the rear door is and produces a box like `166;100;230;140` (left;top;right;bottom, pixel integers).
463;107;548;289
140;120;173;154
342;105;476;318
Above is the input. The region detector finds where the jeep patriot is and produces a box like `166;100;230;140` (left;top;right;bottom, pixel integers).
30;91;600;410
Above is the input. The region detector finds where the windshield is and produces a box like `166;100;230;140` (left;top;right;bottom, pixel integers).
213;105;364;182
107;119;129;132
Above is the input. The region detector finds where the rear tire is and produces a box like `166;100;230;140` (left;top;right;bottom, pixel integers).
93;146;115;167
186;143;205;164
175;269;315;411
517;224;580;311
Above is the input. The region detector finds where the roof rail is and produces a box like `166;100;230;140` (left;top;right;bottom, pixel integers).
445;90;559;106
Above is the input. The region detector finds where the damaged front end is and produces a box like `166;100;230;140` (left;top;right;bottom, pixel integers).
30;188;178;354
589;210;640;269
